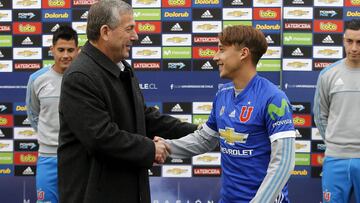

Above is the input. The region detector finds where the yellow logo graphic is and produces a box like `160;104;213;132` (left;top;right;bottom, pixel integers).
320;22;337;31
20;154;36;162
265;49;279;56
287;10;309;16
0;63;9;69
197;24;218;30
168;0;185;5
286;62;308;68
199;48;216;57
260;10;277;18
16;0;38;6
317;49;339;56
18;130;36;136
136;0;157;4
0;143;9;149
166;37;188;43
227;10;249;17
196;155;218;162
75;24;87;32
196;104;212;111
219;127;248;144
0;168;11;174
257;0;278;4
351;0;360;5
48;0;65;7
138;23;155;31
19;24;36;32
136;50;158;56
318;0;339;3
0;118;8;125
295;143;307;150
291;169;308;176
0;13;9;19
293;116;305;125
17;50;38;57
166;168;188;175
195;0;219;4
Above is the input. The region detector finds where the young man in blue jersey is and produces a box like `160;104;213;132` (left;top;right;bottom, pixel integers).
164;25;296;203
26;25;79;203
314;19;360;203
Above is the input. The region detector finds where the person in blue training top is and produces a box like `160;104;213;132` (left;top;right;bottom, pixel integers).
314;19;360;203
163;25;296;203
26;25;79;203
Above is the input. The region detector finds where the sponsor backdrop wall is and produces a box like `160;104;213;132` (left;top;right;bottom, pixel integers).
0;0;359;202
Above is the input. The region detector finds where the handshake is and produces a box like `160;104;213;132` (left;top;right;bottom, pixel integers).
153;136;171;164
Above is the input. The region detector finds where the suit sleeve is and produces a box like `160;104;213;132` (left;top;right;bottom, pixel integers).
60;72;155;168
313;73;329;140
26;75;40;131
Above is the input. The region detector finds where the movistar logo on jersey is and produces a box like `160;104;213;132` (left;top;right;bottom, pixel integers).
267;98;290;120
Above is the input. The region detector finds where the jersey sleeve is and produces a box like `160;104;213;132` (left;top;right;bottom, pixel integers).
26;75;40;131
265;92;296;142
205;92;219;133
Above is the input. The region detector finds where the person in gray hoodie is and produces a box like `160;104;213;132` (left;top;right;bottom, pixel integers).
26;25;79;203
314;19;360;203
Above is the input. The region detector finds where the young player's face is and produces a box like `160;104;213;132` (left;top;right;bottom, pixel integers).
51;39;78;73
343;29;360;64
213;42;243;79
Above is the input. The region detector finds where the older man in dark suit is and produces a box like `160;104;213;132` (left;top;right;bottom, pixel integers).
58;1;197;202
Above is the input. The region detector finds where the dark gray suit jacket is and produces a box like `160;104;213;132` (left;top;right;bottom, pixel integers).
58;41;197;203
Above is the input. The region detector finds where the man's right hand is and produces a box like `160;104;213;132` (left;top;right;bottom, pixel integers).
153;138;171;164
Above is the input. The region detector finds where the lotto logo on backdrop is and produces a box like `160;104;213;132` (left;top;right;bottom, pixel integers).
42;0;70;8
136;21;161;33
13;22;42;35
193;47;218;59
345;0;360;6
14;152;38;165
314;20;343;33
162;0;191;7
0;115;13;127
292;114;311;127
253;8;281;20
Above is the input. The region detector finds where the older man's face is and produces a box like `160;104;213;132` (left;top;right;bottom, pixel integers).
107;13;138;62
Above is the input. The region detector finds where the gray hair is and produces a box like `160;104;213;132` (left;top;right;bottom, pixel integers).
86;0;133;41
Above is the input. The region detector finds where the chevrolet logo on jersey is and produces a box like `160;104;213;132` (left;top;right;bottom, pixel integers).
267;98;290;120
219;127;248;144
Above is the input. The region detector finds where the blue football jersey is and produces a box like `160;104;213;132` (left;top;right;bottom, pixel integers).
206;75;295;203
